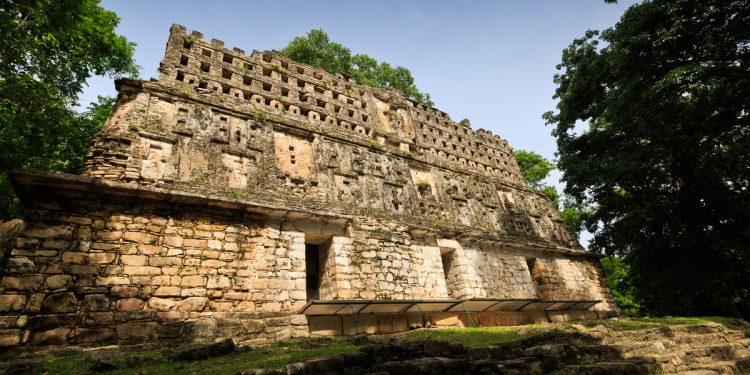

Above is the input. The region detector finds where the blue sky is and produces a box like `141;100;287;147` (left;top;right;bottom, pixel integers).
82;0;639;244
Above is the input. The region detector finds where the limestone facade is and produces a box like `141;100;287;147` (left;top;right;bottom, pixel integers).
0;24;616;348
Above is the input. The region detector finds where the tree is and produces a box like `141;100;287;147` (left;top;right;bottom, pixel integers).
600;257;641;316
512;149;588;236
280;29;433;106
545;0;750;317
513;149;555;189
0;0;137;220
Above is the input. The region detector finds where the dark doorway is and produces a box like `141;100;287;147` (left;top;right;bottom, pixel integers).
306;244;320;301
526;258;541;297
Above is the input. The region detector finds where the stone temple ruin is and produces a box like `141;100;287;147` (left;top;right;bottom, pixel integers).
0;25;617;348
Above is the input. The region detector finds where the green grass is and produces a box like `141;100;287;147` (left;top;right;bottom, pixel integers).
572;316;750;334
24;317;750;374
40;337;359;375
403;325;545;348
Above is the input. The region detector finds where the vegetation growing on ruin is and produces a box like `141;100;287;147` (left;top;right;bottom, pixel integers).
280;29;434;106
0;0;137;220
26;317;749;374
415;179;431;192
546;0;750;318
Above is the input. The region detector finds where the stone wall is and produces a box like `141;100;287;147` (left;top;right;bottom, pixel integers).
81;23;575;249
0;24;619;349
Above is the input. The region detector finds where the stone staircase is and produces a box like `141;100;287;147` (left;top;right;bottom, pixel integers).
598;323;750;374
236;322;750;374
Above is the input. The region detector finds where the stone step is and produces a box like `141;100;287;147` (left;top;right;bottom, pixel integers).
603;324;741;346
563;360;657;375
688;356;750;375
645;339;750;372
613;333;749;358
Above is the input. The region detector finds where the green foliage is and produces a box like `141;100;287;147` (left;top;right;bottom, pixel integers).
600;257;641;316
280;29;433;106
0;0;136;220
513;149;555;188
541;185;559;207
512;149;588;237
251;109;267;123
366;140;382;150
416;179;431;192
546;0;750;316
431;219;447;229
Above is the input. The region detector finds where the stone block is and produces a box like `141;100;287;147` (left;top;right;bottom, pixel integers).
123;231;158;244
183;239;207;248
31;327;71;345
84;312;114;326
547;311;566;323
207;276;231;289
70;328;114;344
123;266;162;275
121;255;147;266
378;314;408;333
526;309;549;324
111;286;139;298
148;297;176;311
181;288;206;297
181;275;204;287
149;257;183;266
26;225;74;239
429;312;459;327
158;321;186;338
583;310;599;320
117;298;144;311
163;235;183;247
41;292;78;313
176;297;208;312
566;310;586;321
406;312;427;329
81;294;110;311
27;314;81;330
1;275;44;291
87;252;116;264
116;322;158;341
308;316;342;336
342;314;378;335
96;276;131;286
5;257;35;274
0;329;21;346
95;231;122;240
44;275;72;290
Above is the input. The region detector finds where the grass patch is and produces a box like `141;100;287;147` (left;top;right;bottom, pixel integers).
403;325;545;348
40;338;359;374
28;317;750;374
573;316;750;334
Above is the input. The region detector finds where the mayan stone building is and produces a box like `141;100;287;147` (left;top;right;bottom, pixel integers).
0;25;616;348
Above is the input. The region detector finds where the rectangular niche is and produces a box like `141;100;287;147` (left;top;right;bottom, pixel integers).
273;131;315;179
139;137;174;181
304;233;333;301
221;152;256;189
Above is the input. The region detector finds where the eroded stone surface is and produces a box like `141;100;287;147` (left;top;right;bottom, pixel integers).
0;24;618;349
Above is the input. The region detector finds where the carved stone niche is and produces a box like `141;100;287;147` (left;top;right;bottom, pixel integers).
334;174;360;204
273;131;315;179
138;136;175;182
385;182;404;213
221;152;256;189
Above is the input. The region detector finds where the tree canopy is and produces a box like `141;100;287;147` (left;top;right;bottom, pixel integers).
0;0;137;220
512;149;587;237
280;29;434;106
545;0;750;317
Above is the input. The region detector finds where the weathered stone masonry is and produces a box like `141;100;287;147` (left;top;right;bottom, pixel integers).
0;24;617;349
